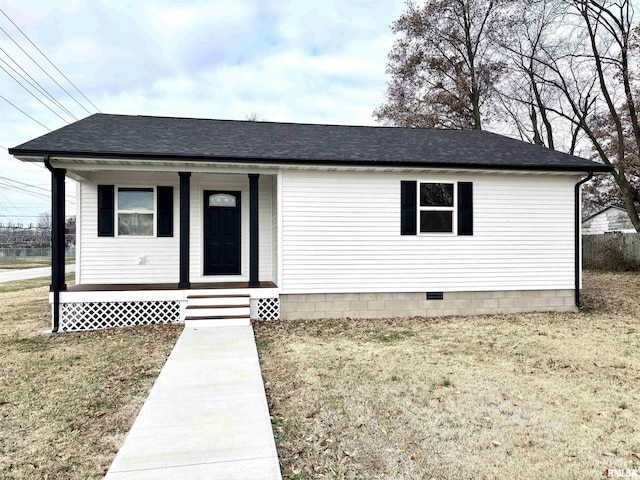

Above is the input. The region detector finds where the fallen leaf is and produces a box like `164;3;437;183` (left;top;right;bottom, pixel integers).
602;451;616;457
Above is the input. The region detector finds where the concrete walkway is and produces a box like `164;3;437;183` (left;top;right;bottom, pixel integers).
104;326;281;480
0;264;75;283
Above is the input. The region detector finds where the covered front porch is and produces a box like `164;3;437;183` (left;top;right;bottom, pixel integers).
55;282;280;332
46;160;281;332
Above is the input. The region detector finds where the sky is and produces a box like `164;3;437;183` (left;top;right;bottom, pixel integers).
0;0;406;225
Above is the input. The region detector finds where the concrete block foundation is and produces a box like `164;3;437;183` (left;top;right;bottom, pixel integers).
279;289;577;320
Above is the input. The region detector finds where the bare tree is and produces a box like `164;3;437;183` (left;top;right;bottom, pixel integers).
245;112;266;122
376;0;640;230
37;211;51;230
494;0;578;151
529;0;640;230
374;0;508;129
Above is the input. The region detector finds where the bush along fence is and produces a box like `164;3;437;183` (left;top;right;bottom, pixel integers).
583;233;640;271
0;247;75;263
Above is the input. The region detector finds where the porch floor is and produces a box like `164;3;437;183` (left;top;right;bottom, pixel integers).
67;281;277;292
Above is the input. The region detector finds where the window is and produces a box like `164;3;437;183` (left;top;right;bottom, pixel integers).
117;187;154;236
209;193;237;207
420;183;453;207
400;180;472;237
419;182;455;233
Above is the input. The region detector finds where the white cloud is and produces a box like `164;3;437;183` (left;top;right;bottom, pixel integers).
0;0;408;222
56;36;104;63
141;1;255;37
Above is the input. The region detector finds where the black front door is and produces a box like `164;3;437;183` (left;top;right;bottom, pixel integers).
203;191;241;275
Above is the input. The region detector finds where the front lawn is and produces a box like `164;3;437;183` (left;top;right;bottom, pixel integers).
255;271;640;479
0;282;182;479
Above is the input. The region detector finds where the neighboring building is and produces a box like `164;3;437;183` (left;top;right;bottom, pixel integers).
9;114;610;332
582;206;636;235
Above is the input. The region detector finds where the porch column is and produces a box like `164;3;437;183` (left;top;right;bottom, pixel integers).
179;172;191;289
249;174;260;287
44;156;66;333
51;165;67;292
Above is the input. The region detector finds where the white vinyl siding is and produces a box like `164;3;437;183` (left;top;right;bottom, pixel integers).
280;170;578;294
582;207;636;235
78;172;179;284
78;171;275;285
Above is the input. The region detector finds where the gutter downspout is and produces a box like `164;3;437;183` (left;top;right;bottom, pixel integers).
575;171;594;308
44;155;61;333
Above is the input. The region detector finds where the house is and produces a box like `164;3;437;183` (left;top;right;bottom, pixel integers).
9;114;611;332
582;205;636;235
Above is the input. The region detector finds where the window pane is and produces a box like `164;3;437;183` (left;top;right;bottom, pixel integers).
420;183;454;207
118;188;153;211
420;211;453;233
209;194;236;207
118;213;154;235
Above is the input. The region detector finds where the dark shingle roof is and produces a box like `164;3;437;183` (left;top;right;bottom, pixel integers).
10;113;610;172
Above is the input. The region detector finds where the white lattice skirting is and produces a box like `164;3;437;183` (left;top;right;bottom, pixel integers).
257;298;280;321
59;300;183;332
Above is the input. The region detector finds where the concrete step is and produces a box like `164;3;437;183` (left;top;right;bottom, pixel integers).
187;295;250;307
182;293;252;326
185;305;250;317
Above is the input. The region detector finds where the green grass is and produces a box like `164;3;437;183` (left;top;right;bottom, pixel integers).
0;257;75;269
0;273;75;293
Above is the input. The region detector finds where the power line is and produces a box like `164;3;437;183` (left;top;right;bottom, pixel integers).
0;190;30;217
0;61;71;123
0;47;78;120
0;176;79;203
0;24;87;116
0;94;51;130
0;182;76;205
0;8;100;114
0;183;49;201
0;175;50;192
0;185;49;201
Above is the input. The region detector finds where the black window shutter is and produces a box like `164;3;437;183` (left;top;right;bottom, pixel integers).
401;181;417;235
97;185;114;237
157;186;174;237
458;182;473;235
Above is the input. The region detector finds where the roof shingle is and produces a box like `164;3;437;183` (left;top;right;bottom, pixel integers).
10;113;610;172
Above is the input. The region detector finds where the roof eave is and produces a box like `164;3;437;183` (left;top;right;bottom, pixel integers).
8;148;613;173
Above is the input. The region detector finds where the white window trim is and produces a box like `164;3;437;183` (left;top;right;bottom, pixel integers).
418;181;457;235
116;186;157;237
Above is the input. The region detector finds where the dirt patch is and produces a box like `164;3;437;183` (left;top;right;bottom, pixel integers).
255;271;640;479
0;285;182;479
